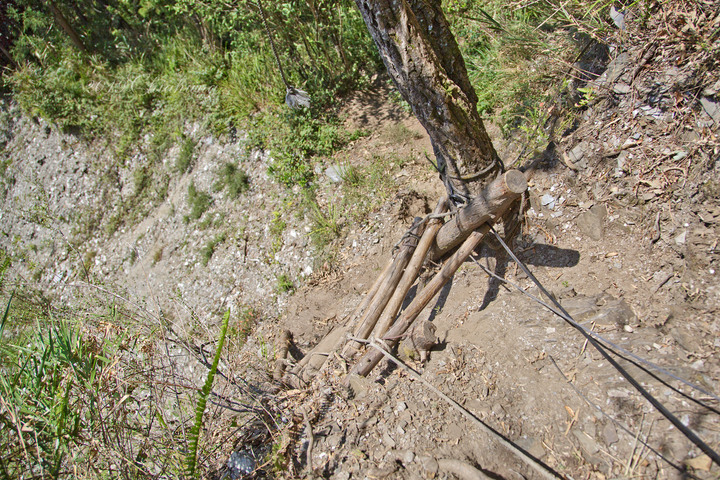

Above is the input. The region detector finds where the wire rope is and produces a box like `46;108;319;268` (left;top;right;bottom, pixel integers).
487;227;720;467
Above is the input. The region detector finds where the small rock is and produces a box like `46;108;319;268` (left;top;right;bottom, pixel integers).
226;451;256;479
326;433;343;449
700;97;720;125
568;141;589;169
541;193;556;209
674;230;687;245
401;450;415;465
416;456;439;477
623;324;634;333
517;436;546;459
602;423;619;446
613;83;631;94
348;374;373;398
382;432;396;448
686;454;712;471
576;207;605;240
572;429;599;454
609;5;626;30
325;164;349;183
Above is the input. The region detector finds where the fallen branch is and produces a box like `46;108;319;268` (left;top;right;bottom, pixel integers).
290;253;396;376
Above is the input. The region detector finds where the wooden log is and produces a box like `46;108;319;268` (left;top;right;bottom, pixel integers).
343;218;427;354
432;170;527;259
273;330;292;381
373;197;448;338
350;222;495;377
290;251;396;376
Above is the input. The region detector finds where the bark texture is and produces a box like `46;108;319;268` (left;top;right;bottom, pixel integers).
354;0;503;199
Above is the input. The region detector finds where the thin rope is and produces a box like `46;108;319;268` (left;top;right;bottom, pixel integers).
350;336;560;480
470;255;720;407
547;355;701;479
488;227;720;467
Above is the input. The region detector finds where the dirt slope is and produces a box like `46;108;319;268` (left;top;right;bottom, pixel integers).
1;4;719;478
231;12;720;479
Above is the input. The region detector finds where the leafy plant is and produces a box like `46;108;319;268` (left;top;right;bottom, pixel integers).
186;181;213;222
215;162;250;198
275;274;295;294
185;310;231;477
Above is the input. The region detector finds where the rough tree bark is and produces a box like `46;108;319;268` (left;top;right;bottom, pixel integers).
49;1;89;54
353;0;503;200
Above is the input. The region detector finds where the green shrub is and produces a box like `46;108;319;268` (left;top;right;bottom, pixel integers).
176;136;198;173
215;162;250;198
186;181;213;222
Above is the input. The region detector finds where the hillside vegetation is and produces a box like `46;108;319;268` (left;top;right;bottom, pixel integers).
1;0;718;478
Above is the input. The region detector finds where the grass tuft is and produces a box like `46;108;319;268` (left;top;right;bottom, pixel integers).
185;181;213;223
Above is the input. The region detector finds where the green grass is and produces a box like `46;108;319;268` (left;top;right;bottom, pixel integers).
0;296;177;477
447;0;609;161
200;232;227;266
0;288;265;479
185;181;213;222
214;162;250;199
275;274;295;294
176;136;198;173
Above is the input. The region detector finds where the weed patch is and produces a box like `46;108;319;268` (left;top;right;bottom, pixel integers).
185;181;213;222
200;232;227;266
275;274;295;294
215;162;250;198
176;136;198;173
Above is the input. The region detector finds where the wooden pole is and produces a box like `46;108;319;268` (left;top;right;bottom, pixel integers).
343;217;426;353
291;250;396;375
350;223;493;377
432;170;526;259
373;197;448;338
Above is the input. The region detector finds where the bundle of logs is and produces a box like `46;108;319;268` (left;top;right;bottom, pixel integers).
279;169;528;386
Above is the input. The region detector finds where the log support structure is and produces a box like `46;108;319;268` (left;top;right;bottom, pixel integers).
286;170;527;383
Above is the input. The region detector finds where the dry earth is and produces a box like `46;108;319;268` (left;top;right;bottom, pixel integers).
1;7;720;479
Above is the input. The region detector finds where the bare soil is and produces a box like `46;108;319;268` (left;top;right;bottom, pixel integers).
1;6;719;479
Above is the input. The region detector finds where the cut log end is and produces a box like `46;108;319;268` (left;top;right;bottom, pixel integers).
503;169;527;194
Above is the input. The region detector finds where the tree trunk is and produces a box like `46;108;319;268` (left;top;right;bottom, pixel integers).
49;1;89;53
353;0;503;200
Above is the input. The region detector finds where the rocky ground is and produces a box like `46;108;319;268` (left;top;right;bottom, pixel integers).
1;3;719;479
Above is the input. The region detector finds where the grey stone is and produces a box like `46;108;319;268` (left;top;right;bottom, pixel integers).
568;141;589;169
613;82;632;94
517;436;546;459
348;373;373;398
573;429;599;454
382;432;396;448
602;422;619;446
576;208;604;240
610;5;626;30
598;52;631;85
701;97;720;125
325;164;350;182
416;456;439;477
326;433;343;449
590;298;636;326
